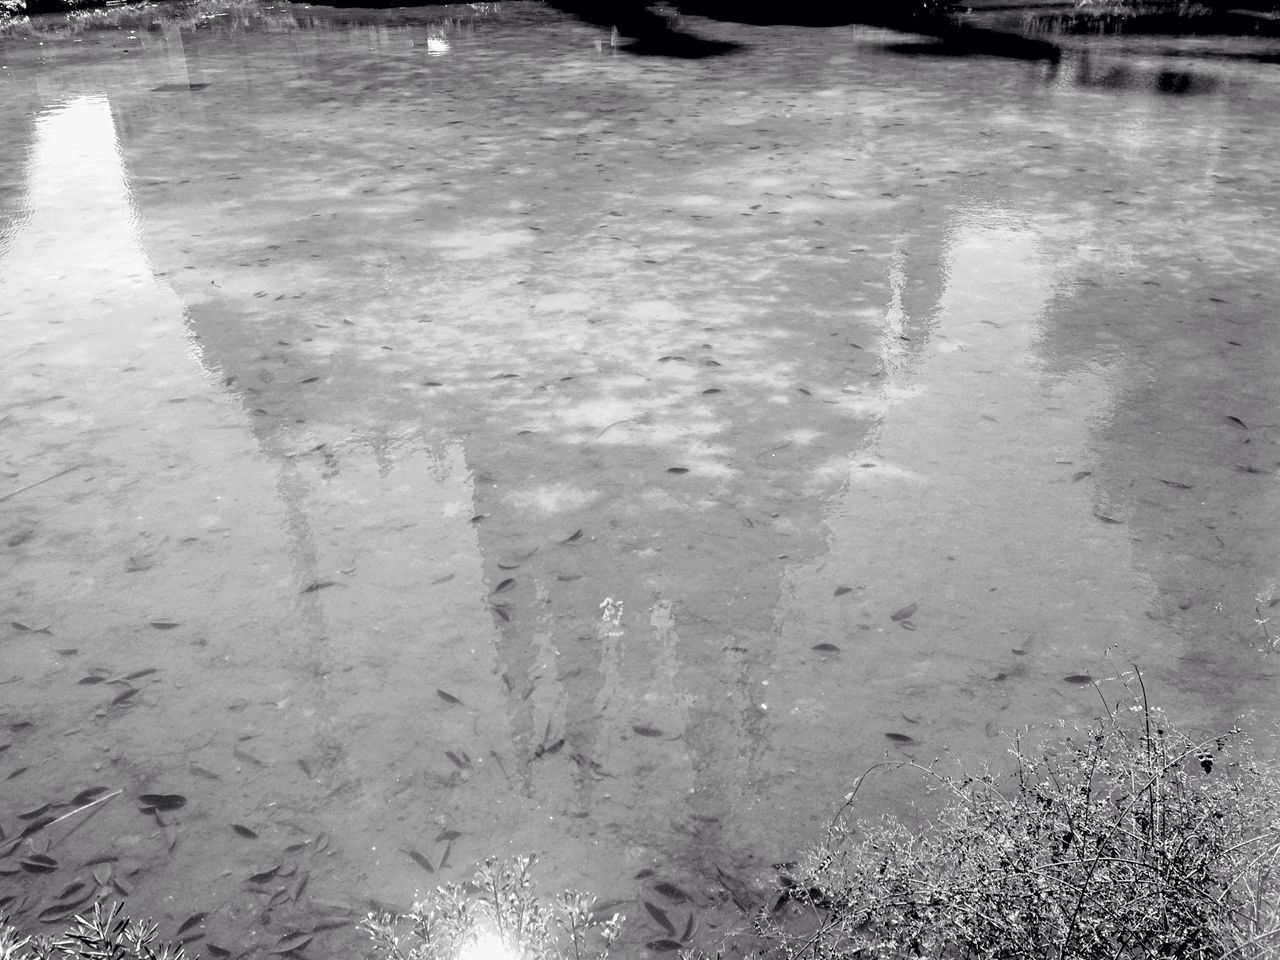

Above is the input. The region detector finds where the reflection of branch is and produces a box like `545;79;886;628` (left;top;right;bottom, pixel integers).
0;464;79;503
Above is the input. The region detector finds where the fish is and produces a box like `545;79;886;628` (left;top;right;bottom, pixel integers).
644;901;676;937
834;586;852;596
889;602;918;622
403;848;434;873
644;940;683;953
232;824;258;839
884;732;916;745
269;933;313;955
246;865;280;884
632;725;663;738
651;881;692;902
1063;674;1094;684
493;578;516;594
137;794;187;812
436;689;462;705
812;643;840;653
176;913;209;936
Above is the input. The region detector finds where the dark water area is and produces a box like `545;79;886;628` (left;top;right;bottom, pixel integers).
2;2;1280;956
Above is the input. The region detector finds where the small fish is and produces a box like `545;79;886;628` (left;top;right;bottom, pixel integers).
149;621;181;630
561;529;583;544
1226;415;1248;429
680;913;696;942
54;879;90;900
137;793;187;812
702;388;721;394
889;602;918;622
436;689;462;705
92;863;113;886
444;751;469;769
651;881;692;902
490;603;511;622
666;467;689;475
812;643;840;653
1063;674;1094;684
885;732;916;745
270;933;313;955
1071;470;1092;482
78;675;106;685
1093;512;1122;524
189;764;221;781
435;828;463;842
300;580;336;593
206;944;231;958
438;840;452;870
299;758;315;779
644;901;676;937
430;573;456;585
231;824;258;839
122;668;159;681
111;687;138;705
632;724;663;738
644;940;683;953
18;804;52;820
834;586;853;596
1155;477;1194;489
493;578;516;594
534;738;565;758
176;913;209;936
233;746;264;766
403;848;434;873
8;621;51;634
246;865;280;884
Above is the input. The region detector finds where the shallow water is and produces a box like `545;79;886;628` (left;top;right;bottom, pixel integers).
2;2;1280;955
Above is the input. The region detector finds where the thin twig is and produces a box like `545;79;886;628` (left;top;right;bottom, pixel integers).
0;464;80;503
44;788;122;848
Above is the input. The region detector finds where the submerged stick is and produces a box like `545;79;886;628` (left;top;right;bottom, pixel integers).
0;464;80;503
45;788;122;848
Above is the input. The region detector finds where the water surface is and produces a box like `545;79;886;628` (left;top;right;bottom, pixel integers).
3;3;1280;956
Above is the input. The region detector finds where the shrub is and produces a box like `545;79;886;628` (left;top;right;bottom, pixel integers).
754;677;1280;960
0;901;188;960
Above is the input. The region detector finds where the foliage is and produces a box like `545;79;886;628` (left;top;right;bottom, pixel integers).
361;855;624;960
0;902;188;960
753;679;1280;960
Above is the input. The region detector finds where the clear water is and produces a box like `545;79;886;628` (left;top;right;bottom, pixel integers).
3;3;1280;956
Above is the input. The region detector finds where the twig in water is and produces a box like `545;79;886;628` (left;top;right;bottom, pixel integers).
0;464;81;503
44;788;122;848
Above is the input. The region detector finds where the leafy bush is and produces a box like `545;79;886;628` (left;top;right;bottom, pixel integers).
361;856;624;960
755;678;1280;960
0;902;188;960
